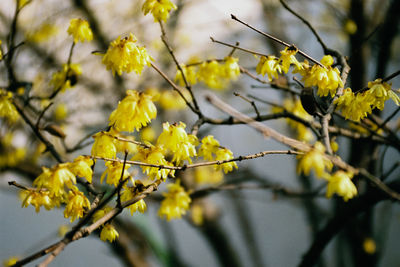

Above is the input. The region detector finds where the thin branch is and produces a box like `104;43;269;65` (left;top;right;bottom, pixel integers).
233;92;261;119
230;14;324;68
150;62;197;113
205;93;400;201
210;37;267;57
279;0;328;53
159;21;201;115
91;149;302;170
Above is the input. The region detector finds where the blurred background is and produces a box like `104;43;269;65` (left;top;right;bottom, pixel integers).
1;0;400;266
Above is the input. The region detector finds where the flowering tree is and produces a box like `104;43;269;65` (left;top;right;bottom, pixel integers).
1;0;400;266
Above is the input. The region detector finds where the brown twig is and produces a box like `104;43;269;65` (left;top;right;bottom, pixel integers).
159;21;201;115
210;37;267;57
233;92;261;119
230;14;324;68
205;93;400;201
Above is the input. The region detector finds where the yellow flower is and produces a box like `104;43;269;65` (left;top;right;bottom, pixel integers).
92;206;113;223
140;127;157;143
0;89;19;123
21;190;56;213
142;0;177;22
70;155;94;183
344;19;357;35
50;63;82;92
303;55;343;97
279;47;302;73
198;135;220;161
215;148;238;174
158;181;191;221
102;33;151;76
282;98;314;142
67;18;93;43
3;256;19;267
33;164;76;197
26;23;59;43
326;170;357;201
197;60;226;90
334;88;372;121
101;161;131;187
121;187;147;215
63;189;90;222
53;103;68;121
133;146;175;181
297;142;332;178
100;224;119;242
222;56;240;80
0;40;2;60
191;203;204;226
365;79;400;110
363;238;377;254
58;224;70;237
108;90;157;132
175;64;197;86
194;166;224;185
114;133;138;155
159;89;190;110
91;131;117;159
256;56;282;81
156;122;197;164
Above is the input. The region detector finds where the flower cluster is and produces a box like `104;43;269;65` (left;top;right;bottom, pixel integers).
296;142;332;178
194;166;224;185
100;161;131;187
133;146;175;181
63;188;91;222
0;89;19;123
326;171;357;201
157;122;197;164
50;63;82;92
102;33;151;76
26;23;59;43
0;133;26;168
198;135;237;173
175;57;240;90
334;80;399;121
142;0;177;22
158;181;191;221
67;18;93;43
108;90;157;132
274;98;314;142
303;55;343;97
256;55;282;81
121;187;147;215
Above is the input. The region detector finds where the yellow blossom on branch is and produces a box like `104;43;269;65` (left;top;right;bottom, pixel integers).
91;131;117;159
303;55;343;97
100;224;119;242
215;148;238;174
175;64;197;86
102;33;151;76
197;60;226;89
159;89;189;110
0;89;19;123
50;63;82;92
142;0;177;22
70;155;94;183
63;188;91;222
334;88;372;121
365;79;400;110
256;55;282;81
297;142;332;178
121;187;147;215
100;161;131;187
108;90;157;132
21;190;58;213
194;166;224;185
279;46;302;73
198;135;220;161
67;18;93;43
222;56;240;80
133;146;175;181
26;23;59;43
158;180;191;221
33;164;76;197
157;122;197;164
326;170;357;201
